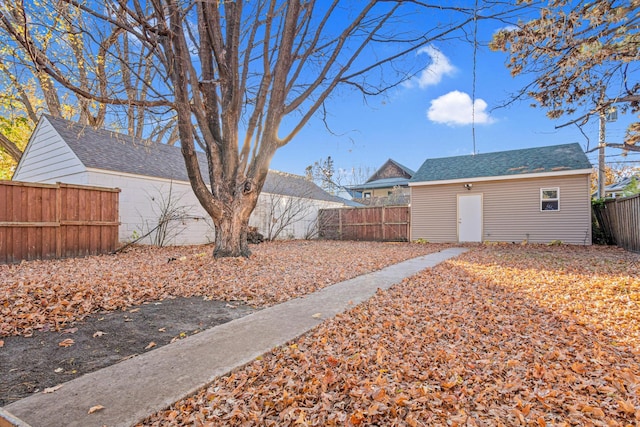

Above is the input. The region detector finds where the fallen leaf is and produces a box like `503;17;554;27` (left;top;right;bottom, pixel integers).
441;380;457;390
62;327;78;334
312;313;322;319
617;399;636;415
0;340;4;348
5;242;640;427
54;368;63;373
145;342;156;350
93;331;106;338
43;384;63;393
571;362;586;374
88;405;105;414
158;328;166;332
129;308;140;313
581;405;605;418
58;338;74;347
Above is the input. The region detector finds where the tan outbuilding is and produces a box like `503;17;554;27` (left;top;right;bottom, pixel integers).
409;143;593;245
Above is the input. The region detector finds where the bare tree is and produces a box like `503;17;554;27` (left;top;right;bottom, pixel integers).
1;1;526;257
306;157;375;198
0;1;177;150
490;0;640;152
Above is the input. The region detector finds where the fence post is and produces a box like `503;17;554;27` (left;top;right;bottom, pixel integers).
406;206;410;242
338;209;343;240
55;183;62;258
382;206;386;241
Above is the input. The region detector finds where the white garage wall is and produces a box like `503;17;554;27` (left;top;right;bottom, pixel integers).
251;193;344;240
86;169;340;244
85;170;214;245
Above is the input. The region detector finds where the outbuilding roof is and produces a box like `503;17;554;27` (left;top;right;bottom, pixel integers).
44;115;347;204
410;143;592;184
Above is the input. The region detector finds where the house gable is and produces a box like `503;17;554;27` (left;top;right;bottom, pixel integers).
347;159;415;196
366;159;414;183
13;116;87;183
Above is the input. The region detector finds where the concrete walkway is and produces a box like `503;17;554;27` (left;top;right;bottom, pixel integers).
3;247;466;427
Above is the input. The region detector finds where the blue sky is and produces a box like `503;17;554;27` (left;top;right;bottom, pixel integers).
270;18;639;179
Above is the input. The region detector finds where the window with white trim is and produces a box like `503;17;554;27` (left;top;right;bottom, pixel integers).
540;187;559;211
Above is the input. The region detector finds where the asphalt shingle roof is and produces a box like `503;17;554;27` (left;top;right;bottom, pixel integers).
410;143;592;183
605;175;639;192
44;115;345;203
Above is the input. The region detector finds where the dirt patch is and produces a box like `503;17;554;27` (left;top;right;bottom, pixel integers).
0;241;446;408
0;297;256;406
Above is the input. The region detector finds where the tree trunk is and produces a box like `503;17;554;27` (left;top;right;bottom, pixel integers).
213;206;251;258
0;132;23;163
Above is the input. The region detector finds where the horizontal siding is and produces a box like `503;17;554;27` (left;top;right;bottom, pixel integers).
88;171;342;244
13;118;86;183
410;184;458;242
482;176;591;244
251;194;343;240
411;175;591;245
87;172;215;245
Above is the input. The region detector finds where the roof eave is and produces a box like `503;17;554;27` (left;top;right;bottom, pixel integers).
409;168;593;186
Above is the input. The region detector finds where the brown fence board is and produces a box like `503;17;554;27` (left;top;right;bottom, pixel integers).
0;181;120;263
318;206;409;242
593;194;640;253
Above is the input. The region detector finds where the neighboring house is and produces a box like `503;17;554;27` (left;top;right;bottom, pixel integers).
12;115;348;245
347;158;414;205
409;143;593;245
603;175;640;198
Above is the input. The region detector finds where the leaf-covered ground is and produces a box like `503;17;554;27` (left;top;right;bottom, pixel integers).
140;244;640;426
0;241;446;338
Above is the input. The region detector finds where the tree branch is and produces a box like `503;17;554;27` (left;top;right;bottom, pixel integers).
0;132;23;163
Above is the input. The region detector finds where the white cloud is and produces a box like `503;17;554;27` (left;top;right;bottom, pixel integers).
427;91;495;126
405;45;456;89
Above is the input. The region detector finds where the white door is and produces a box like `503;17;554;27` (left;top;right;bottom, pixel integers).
458;194;482;242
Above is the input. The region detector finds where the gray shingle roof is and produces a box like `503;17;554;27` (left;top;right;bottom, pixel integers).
44;115;345;203
605;175;639;192
410;143;592;183
262;170;352;204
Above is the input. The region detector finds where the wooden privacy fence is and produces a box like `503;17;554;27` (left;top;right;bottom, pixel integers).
318;206;409;242
0;181;120;263
593;194;640;253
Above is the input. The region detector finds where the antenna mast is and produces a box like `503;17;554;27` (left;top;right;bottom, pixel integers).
471;0;479;155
